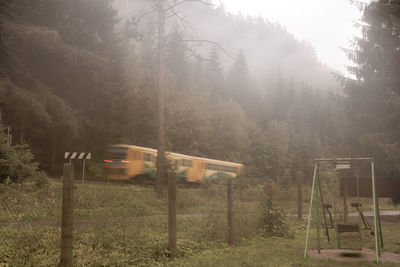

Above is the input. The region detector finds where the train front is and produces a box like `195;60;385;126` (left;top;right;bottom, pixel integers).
104;145;130;181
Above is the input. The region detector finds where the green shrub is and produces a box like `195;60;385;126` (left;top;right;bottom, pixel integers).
258;183;293;238
86;160;105;180
260;207;292;238
0;117;48;185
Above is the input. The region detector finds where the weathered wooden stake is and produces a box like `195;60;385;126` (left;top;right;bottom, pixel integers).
168;171;177;258
227;179;234;245
60;163;74;267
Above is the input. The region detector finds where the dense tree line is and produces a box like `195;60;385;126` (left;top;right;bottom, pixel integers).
0;0;399;187
344;0;400;177
0;0;122;175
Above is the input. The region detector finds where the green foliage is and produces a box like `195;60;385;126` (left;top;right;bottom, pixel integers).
2;0;399;189
343;0;400;177
260;206;292;238
1;181;400;266
0;117;47;184
0;144;41;183
0;0;122;175
0;182;60;223
85;160;106;180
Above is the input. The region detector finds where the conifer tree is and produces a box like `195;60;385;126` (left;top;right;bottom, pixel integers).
205;46;224;97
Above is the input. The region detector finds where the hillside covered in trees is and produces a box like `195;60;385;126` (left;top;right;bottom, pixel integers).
0;0;399;185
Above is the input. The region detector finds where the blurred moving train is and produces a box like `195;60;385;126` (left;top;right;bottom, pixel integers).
104;144;244;183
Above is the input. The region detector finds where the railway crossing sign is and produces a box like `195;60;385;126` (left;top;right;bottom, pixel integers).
64;152;91;161
64;152;92;183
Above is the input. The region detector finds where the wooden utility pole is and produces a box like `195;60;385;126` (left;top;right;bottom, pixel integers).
227;179;234;245
155;0;166;197
168;170;177;257
60;163;74;267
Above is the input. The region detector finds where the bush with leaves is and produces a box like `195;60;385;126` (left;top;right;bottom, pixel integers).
259;185;292;238
0;116;47;185
260;207;292;238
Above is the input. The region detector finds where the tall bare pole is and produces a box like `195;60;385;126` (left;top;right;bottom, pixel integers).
155;0;166;197
168;170;177;257
227;179;234;245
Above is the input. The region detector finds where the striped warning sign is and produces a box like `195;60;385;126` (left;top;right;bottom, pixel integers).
64;152;92;160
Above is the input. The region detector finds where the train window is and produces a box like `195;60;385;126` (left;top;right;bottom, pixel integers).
206;163;237;173
228;166;237;173
182;159;192;167
107;147;128;160
144;153;151;161
150;154;157;162
206;163;215;170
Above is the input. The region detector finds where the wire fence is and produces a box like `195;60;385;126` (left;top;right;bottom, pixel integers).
0;165;268;266
69;178;265;265
0;181;62;266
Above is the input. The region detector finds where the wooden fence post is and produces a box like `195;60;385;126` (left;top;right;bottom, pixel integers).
168;171;177;258
227;178;234;245
60;163;74;267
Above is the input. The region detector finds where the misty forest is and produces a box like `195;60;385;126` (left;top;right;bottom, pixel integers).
1;0;400;266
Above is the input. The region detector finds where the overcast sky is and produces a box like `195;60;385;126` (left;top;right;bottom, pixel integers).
216;0;365;73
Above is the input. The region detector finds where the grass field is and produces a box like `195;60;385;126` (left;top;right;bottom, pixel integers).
0;179;399;266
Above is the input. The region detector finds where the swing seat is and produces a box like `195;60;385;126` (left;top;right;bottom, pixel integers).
337;223;359;233
336;223;362;250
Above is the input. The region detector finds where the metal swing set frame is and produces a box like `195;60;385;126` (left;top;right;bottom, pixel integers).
303;158;383;264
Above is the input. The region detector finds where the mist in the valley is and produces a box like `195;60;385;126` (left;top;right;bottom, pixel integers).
115;0;339;92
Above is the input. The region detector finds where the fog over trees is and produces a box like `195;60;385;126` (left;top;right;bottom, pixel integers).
1;0;400;185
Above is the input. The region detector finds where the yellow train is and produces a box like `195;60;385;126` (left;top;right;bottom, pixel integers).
104;144;244;183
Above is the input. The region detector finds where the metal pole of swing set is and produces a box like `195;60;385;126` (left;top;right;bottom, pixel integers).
316;169;320;254
304;162;318;258
371;160;381;263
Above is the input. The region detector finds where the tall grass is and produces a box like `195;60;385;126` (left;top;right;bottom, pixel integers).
1;179;399;266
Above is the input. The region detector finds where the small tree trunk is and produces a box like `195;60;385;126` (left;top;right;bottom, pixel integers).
227;179;234;245
168;171;177;257
297;180;302;220
155;0;166;197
